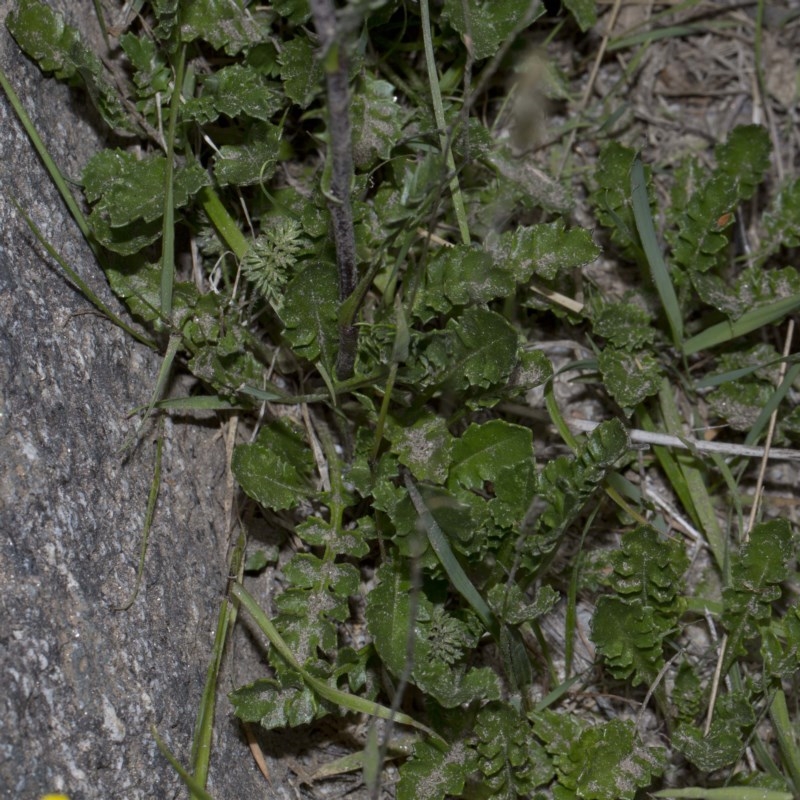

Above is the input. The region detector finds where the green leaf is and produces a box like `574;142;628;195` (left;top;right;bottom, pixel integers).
420;245;517;315
280;262;339;371
707;379;772;431
673;693;755;772
151;0;179;40
273;586;345;659
212;122;281;186
83;150;209;226
560;719;666;800
188;328;266;396
120;32;171;97
392;483;479;557
231;423;314;511
530;708;584;756
365;561;416;679
387;414;454;484
507;348;554;396
562;0;597;31
350;75;407;169
488;582;559;626
442;0;534;60
527;419;629;569
473;703;554;797
230;676;327;730
598;347;662;408
425;307;519;391
591;596;666;685
762;602;800;679
6;0;131;131
183;65;284;124
591;142;640;256
104;260;163;323
295;517;370;558
683;291;800;354
283;554;360;596
232;583;444;742
722;519;793;671
279;36;322;108
240;218;307;310
244;550;271;573
403;475;498;635
449;419;534;490
490;460;537;528
672;126;771;273
272;0;311;24
607;525;688;610
397;740;479;800
715;124;771;201
592;299;656;350
500;222;600;282
630;154;683;347
413;658;502;708
760;178;800;262
365;562;500;708
180;0;265;55
671;174;739;273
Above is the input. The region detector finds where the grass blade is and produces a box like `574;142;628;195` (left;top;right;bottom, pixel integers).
653;788;792;800
419;0;470;245
160;43;187;322
190;533;246;790
657;379;726;570
0;66;93;245
743;361;800;447
630;155;683;347
403;472;497;635
683;294;800;355
770;690;800;794
113;425;163;611
10;198;155;349
231;582;447;746
151;727;217;800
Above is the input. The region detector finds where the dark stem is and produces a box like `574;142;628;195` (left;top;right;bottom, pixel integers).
309;0;359;380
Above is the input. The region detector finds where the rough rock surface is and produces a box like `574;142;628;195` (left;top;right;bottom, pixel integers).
0;3;267;798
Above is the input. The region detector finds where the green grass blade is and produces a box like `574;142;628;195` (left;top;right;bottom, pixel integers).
658;379;726;570
10;198;155;349
683;294;800;355
151;727;217;800
696;354;800;388
608;24;703;51
231;582;447;746
653;789;792;800
0;66;94;245
630;155;683;347
403;473;497;636
419;0;470;245
113;426;164;612
151;396;239;412
744;362;800;446
122;333;181;452
770;689;800;794
545;379;580;452
190;534;246;791
160;43;187;322
198;186;249;261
